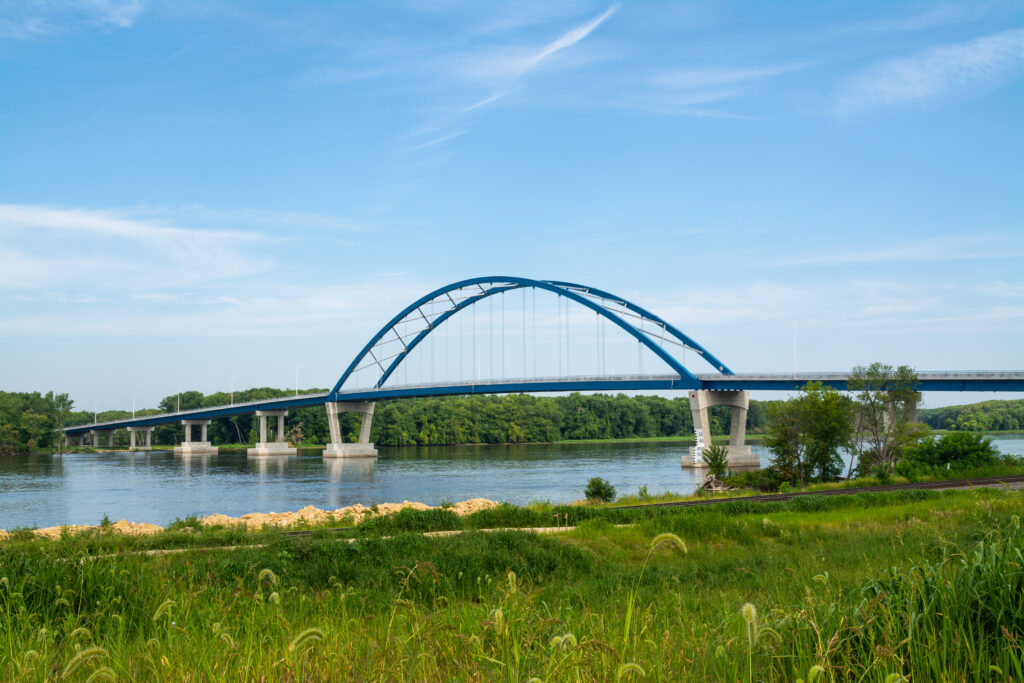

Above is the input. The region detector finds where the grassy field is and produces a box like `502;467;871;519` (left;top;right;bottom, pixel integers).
1;487;1022;681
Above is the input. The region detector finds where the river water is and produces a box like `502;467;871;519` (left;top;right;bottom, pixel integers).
2;436;1022;529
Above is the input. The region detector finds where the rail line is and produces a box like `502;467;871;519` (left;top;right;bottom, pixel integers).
611;474;1024;510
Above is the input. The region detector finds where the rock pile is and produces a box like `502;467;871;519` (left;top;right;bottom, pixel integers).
0;497;501;541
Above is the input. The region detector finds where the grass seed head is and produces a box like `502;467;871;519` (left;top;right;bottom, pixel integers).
61;645;109;679
151;599;175;622
287;627;325;656
650;532;687;554
84;666;117;683
616;662;646;681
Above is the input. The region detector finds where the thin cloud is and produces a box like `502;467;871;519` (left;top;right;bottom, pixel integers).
832;28;1024;118
399;5;618;172
449;5;618;85
124;205;375;233
0;203;270;289
1;0;142;39
771;234;1024;267
651;63;807;90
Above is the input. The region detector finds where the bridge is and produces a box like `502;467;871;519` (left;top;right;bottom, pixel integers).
64;276;1024;465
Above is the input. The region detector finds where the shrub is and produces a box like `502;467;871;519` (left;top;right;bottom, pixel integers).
901;432;1001;474
727;466;783;492
584;477;616;503
701;442;729;478
355;507;462;537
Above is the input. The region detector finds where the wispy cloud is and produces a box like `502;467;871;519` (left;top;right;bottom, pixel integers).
651;63;807;90
1;0;142;40
446;5;618;87
974;281;1024;298
393;5;618;179
0;282;429;338
771;234;1024;267
832;28;1024;118
840;3;996;36
0;203;270;289
122;204;375;233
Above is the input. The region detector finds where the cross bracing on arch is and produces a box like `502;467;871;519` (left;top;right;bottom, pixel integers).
330;276;733;395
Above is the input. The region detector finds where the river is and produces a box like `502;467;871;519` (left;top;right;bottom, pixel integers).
2;436;1022;529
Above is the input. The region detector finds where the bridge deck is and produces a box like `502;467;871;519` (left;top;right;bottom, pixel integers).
64;371;1024;435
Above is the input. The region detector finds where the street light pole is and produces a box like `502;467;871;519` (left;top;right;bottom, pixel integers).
132;395;136;418
230;376;238;405
295;364;302;397
792;321;799;378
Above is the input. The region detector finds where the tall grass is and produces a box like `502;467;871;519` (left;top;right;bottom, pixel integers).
1;488;1021;680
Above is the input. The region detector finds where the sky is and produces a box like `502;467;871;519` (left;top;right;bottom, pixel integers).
1;0;1022;412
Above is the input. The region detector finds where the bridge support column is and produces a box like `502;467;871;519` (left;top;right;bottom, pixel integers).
248;410;297;456
323;401;377;458
90;430;102;448
127;427;154;451
107;431;115;448
174;420;217;455
684;390;757;468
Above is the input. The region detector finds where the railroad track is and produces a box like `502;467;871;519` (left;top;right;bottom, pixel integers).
612;474;1024;510
279;475;1024;538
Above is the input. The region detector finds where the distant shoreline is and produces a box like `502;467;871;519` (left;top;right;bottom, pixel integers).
15;430;1024;456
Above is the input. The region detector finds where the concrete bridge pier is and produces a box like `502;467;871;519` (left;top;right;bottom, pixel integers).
247;410;297;456
174;420;218;455
127;426;154;451
324;401;377;458
684;390;758;468
89;429;104;448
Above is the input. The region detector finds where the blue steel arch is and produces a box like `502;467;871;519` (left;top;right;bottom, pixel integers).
330;276;733;396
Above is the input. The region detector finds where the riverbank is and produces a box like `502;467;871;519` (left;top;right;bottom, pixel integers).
0;497;500;542
1;487;1020;680
40;430;1024;456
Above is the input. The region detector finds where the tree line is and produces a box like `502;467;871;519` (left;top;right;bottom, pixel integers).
0;391;72;456
62;390;773;448
918;399;1024;432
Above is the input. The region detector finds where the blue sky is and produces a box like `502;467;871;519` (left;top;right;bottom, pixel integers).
1;0;1022;411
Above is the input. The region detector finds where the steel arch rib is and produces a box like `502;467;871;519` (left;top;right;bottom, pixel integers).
546;280;733;374
330;276;729;396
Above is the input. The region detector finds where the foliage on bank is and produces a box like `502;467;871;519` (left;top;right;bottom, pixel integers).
919;398;1024;432
65;390;774;448
0;391;71;455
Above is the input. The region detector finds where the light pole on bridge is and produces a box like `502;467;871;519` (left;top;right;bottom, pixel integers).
231;376;238;405
132;395;136;419
793;321;799;378
295;364;302;397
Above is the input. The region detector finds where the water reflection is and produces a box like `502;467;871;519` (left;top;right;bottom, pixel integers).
1;435;1021;529
325;457;376;483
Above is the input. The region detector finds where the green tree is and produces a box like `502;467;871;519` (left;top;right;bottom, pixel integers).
286;421;305;446
584;477;616;503
48;392;73;453
848;363;924;476
701;442;729;479
765;382;853;485
902;432;1002;473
